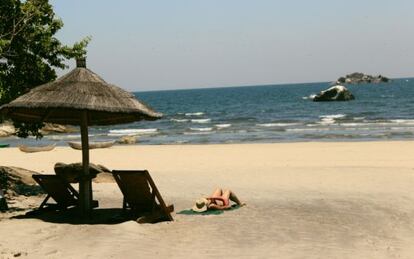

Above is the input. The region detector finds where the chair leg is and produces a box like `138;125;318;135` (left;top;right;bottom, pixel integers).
38;194;51;210
122;197;128;210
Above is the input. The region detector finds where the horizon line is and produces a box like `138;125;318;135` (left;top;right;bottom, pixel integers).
134;76;414;93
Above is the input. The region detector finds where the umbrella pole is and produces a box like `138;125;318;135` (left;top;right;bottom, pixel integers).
80;111;92;217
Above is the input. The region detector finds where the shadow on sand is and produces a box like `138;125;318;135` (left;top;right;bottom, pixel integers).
12;208;136;225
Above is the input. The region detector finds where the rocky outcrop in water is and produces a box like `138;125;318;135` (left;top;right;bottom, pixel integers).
335;73;390;85
0;122;77;137
313;85;355;102
117;136;137;144
40;123;77;135
0;122;15;137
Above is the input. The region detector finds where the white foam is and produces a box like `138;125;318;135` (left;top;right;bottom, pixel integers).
391;127;414;131
366;122;396;127
339;123;359;127
339;122;371;127
257;123;300;127
390;119;414;125
191;119;211;123
318;114;345;125
190;127;213;132
183;132;212;135
174;140;189;144
46;134;83;140
302;94;316;100
358;120;414;127
286;128;324;132
171;118;188;122
342;127;372;131
318;118;336;125
185;112;204;116
108;128;158;136
215;124;231;129
319;114;346;119
289;127;374;133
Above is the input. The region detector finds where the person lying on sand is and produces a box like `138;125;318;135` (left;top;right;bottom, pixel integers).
192;188;246;212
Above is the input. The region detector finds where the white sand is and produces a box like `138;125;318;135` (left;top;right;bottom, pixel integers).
1;141;414;258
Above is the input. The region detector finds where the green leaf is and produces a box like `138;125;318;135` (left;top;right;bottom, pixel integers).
0;0;91;138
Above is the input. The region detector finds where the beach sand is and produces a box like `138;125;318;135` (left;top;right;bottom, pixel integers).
1;141;414;258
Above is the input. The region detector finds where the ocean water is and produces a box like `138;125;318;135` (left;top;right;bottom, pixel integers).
3;78;414;146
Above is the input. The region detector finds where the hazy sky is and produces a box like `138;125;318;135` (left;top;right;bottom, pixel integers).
52;0;414;91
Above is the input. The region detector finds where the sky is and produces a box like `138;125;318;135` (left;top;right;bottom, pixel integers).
51;0;414;92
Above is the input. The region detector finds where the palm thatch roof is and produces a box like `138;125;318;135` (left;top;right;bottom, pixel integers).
0;59;162;125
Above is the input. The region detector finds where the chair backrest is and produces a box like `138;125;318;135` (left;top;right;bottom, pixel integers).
32;174;78;207
112;170;173;220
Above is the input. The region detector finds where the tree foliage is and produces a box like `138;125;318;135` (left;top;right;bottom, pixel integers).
0;0;90;138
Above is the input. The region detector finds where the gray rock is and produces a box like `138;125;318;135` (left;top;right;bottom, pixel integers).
117;136;137;144
40;123;77;135
54;162;110;183
0;166;42;197
337;72;390;84
337;77;346;84
0;122;77;137
313;85;355;102
0;122;15;137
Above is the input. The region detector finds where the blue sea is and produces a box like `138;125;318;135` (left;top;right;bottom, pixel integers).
4;78;414;146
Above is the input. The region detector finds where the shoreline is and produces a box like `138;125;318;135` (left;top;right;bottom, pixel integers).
2;137;414;146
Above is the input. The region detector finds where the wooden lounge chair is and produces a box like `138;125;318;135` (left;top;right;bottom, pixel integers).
112;170;173;223
32;174;98;212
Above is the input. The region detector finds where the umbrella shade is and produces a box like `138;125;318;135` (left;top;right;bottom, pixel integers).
0;58;162;218
0;60;162;125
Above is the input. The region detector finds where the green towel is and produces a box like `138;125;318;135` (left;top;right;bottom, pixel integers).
177;205;240;215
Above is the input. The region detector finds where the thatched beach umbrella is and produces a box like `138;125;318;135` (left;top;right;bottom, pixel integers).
0;58;162;216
